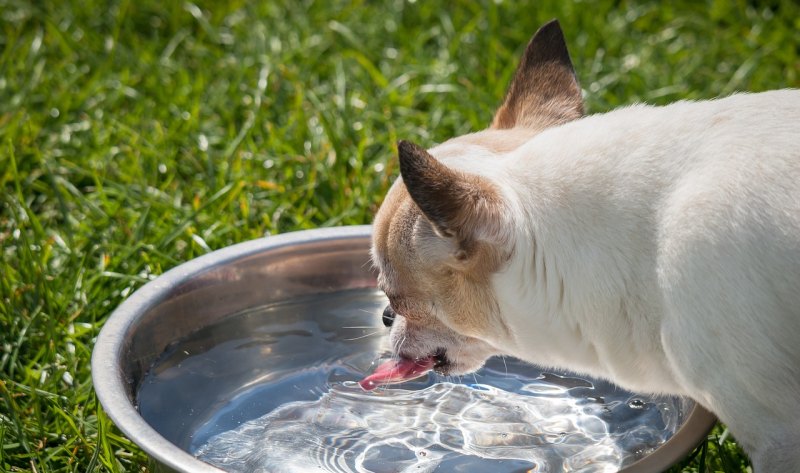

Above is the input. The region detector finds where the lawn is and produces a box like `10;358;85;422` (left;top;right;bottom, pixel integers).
1;0;798;471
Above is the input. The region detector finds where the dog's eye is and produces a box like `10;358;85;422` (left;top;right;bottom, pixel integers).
382;305;396;327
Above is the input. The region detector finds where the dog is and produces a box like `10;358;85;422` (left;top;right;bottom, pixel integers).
364;19;800;471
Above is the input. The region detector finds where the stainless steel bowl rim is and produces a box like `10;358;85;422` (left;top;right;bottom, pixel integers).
92;225;715;473
93;226;372;472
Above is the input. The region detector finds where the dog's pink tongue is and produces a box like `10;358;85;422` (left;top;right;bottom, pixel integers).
359;357;435;391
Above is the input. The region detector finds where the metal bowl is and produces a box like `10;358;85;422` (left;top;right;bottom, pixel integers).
92;225;716;473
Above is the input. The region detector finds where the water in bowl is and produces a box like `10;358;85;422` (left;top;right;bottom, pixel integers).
137;288;690;473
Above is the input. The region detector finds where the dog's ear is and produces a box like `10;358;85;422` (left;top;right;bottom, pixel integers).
398;140;506;262
492;19;583;130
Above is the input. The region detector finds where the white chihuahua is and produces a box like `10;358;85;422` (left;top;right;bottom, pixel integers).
362;20;800;471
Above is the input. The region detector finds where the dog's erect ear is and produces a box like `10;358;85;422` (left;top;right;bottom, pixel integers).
492;19;583;130
398;140;506;260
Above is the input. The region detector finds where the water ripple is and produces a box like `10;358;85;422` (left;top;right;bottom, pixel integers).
195;381;667;472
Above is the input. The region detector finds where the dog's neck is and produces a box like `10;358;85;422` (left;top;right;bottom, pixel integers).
483;105;709;394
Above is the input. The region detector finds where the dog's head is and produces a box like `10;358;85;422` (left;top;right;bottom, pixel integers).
371;20;584;377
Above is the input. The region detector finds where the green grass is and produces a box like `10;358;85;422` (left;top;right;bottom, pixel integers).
1;0;798;471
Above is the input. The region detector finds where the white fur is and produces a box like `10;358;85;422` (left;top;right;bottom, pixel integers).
437;90;800;470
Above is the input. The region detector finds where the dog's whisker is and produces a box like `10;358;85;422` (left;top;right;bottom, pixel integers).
342;330;382;341
392;335;406;359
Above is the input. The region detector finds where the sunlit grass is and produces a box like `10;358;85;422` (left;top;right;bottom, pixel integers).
2;0;798;471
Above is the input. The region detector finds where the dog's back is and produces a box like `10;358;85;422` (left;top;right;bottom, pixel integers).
654;91;800;470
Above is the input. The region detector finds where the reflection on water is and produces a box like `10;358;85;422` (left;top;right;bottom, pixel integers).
138;289;689;473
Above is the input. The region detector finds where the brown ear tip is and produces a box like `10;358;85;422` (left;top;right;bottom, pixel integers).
534;18;565;42
542;19;561;29
397;140;418;154
397;140;428;165
397;140;421;178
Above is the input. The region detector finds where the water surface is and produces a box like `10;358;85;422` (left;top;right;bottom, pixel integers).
137;289;690;473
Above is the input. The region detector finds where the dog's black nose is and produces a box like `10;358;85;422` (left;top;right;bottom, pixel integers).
382;305;396;327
